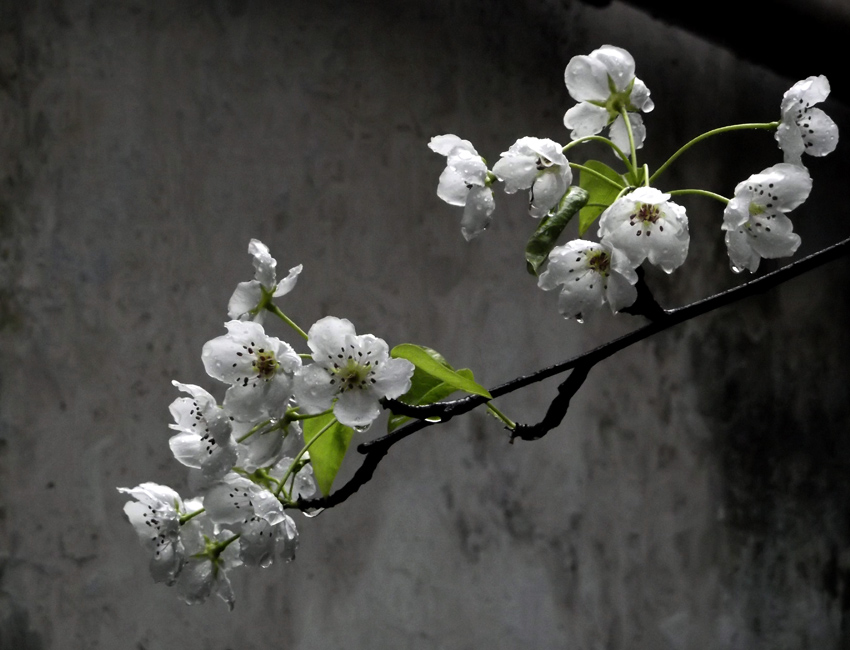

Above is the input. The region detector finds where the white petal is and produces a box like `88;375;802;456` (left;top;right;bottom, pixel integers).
177;559;215;605
564;53;611;102
334;389;381;428
239;518;278;567
592;45;636;92
428;134;476;157
204;477;256;525
742;163;812;212
447;148;487;185
371;357;414;400
249;239;277;289
780;75;830;115
564;102;610;140
629;78;654;113
748;213;801;260
608;113;646;151
460;186;495;241
273;264;303;297
798;107;839;158
556;271;606;320
529;167;570;218
227;280;263;320
437;166;471;206
605;271;638;313
292;364;338;413
724;227;761;273
307;316;357;362
492;154;537;193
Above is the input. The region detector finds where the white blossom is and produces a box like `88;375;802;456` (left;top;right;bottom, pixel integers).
168;381;237;479
722;163;811;273
175;505;242;610
776;76;839;165
563;45;654;151
234;416;302;473
538;240;638;321
293;317;414;428
491;137;571;218
429;134;496;240
118;483;187;585
598;187;689;273
202;320;301;422
228;239;303;322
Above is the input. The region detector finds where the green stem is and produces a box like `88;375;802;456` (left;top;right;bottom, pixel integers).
569;163;625;191
179;508;205;525
642;164;650;187
620;107;638;172
667;189;730;205
236;419;272;443
650;121;780;184
298;353;313;360
486;403;516;430
275;417;337;498
212;533;240;556
286;407;334;422
563;135;632;169
268;304;309;341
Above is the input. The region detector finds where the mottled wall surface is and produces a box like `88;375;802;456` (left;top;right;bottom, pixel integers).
1;1;849;649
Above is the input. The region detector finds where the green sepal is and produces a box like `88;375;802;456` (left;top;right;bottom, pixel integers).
525;186;589;276
391;344;491;399
578;160;626;235
302;413;354;497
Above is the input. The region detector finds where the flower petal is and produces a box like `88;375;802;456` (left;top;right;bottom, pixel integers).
563;102;610;140
248;239;277;289
608;113;646;151
334;388;381;428
227;280;264;320
460;186;495;241
307;317;357;362
273;264;303;298
370;357;414;400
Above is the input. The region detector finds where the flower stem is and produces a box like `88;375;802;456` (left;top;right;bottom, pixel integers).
236;419;272;443
179;508;205;525
650;121;780;184
486;403;516;430
275;417;338;498
563;135;632;169
268;304;309;341
667;189;730;205
569;163;625;191
619;107;639;172
286;408;334;422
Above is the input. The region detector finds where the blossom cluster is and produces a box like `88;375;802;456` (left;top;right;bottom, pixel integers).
430;45;838;319
119;240;414;608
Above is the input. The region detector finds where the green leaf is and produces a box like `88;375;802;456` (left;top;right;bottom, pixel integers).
387;368;475;432
578;160;626;235
391;344;491;398
302;413;354;497
525;186;589;276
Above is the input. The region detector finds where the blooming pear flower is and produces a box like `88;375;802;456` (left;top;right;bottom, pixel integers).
722;163;811;273
538;240;638;321
491;137;571;218
202;320;301;422
775;76;839;165
203;473;295;568
563;45;654;151
118;482;187;585
175;505;242;609
598;187;689;273
429;134;496;241
293;316;415;428
227;239;303;322
168;381;237;479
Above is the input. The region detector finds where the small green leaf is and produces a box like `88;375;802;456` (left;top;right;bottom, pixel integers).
578;160;626;235
525;186;589;276
391;343;491;398
302;413;354;497
387;368;475;432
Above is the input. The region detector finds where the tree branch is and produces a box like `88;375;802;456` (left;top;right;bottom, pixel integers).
296;235;850;510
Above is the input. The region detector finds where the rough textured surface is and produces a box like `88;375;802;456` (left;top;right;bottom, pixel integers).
1;1;849;648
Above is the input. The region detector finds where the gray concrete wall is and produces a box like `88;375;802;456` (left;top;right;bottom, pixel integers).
1;1;849;649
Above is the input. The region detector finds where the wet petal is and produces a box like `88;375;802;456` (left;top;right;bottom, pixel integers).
273;264;303;298
460;186;495;241
564;102;610;140
227;280;263;320
370;357;414;400
334;388;381;428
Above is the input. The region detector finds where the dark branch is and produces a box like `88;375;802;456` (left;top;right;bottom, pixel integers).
510;363;593;442
297;235;850;510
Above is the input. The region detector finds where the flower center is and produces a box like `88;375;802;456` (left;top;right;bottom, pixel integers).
252;350;279;380
631;203;661;225
587;251;611;276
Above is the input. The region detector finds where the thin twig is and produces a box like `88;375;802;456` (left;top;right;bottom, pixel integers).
296;235;850;510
